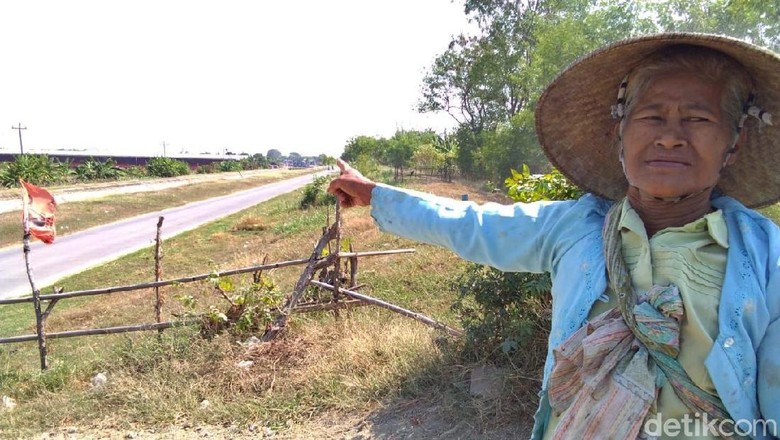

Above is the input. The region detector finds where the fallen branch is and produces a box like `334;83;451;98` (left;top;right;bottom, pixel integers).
309;280;463;338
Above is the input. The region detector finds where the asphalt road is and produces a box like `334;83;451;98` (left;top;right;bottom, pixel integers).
0;172;327;299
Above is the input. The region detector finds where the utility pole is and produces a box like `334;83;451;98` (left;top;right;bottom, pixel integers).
161;141;167;157
11;123;27;155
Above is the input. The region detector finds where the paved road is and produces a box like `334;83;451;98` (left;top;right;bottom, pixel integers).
0;172;328;299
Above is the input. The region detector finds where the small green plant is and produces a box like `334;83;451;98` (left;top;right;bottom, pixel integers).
190;274;284;339
300;175;337;209
145;157;190;177
504;164;583;202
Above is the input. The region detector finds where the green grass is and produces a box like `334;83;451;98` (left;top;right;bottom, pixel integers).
0;178;510;438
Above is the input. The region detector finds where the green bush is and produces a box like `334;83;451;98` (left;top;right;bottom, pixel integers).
452;266;551;360
196;163;216;174
0;155;70;187
120;166;147;179
300;175;336;209
73;157;119;181
454;165;582;362
145;157;190;177
217;160;242;172
504;164;582;202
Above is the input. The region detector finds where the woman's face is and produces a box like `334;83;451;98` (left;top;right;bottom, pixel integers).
620;71;740;200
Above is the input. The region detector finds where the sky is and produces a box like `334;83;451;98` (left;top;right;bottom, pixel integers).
0;1;473;159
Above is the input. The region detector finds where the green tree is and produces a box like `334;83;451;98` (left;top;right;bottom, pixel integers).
342;136;383;162
266;149;283;162
411;143;445;173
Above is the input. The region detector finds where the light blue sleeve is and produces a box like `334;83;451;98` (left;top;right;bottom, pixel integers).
758;242;780;437
369;183;593;274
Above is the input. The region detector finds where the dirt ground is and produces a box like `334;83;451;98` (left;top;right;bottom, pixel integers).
30;400;531;440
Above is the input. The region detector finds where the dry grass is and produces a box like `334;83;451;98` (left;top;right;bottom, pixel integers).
0;177;535;438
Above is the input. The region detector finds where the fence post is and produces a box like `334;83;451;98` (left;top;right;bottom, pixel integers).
22;230;48;370
154;216;165;334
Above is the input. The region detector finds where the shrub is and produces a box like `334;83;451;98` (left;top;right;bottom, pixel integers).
504;164;582;203
454;165;582;362
300;175;336;209
73;157;119;181
452;265;552;360
0;155;70;187
120;166;147;179
145;157;190;177
217;160;242;172
195;163;216;174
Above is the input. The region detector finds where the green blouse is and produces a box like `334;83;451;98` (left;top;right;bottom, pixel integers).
545;200;727;439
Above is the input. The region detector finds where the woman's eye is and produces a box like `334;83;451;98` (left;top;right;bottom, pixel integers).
686;116;709;122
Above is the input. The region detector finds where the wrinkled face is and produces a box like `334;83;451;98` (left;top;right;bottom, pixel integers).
620;71;740;200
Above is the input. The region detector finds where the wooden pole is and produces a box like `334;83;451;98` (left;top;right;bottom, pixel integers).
310;280;463;337
22;220;48;369
154;216;165;334
348;243;358;288
332;203;342;318
11;123;27;155
0;320;199;345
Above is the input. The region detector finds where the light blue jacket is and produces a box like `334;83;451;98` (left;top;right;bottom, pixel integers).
370;184;780;439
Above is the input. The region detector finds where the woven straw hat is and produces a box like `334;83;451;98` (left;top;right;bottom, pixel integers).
535;33;780;208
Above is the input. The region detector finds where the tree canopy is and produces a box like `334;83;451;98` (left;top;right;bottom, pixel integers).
417;0;780;183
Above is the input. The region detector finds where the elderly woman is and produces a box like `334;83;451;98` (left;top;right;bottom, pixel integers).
328;33;780;439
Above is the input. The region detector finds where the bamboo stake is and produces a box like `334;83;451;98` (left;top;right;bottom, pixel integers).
348;243;357;288
309;280;464;337
0;250;416;306
262;224;336;341
22;215;48;370
332;203;342;318
0;320;199;345
154;216;165;334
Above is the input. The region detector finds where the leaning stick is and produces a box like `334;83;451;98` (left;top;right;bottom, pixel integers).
309;280;463;337
261;224;336;341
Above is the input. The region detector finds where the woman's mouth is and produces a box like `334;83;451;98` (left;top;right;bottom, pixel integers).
646;160;690;168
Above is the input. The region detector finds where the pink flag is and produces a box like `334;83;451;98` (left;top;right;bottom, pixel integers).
20;179;57;244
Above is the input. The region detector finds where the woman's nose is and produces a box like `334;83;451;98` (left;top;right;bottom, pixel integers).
654;120;687;149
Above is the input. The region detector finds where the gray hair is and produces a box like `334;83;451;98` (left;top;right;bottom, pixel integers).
621;44;754;136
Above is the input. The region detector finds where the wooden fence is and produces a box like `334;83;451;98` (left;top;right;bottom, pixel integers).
1;210;460;370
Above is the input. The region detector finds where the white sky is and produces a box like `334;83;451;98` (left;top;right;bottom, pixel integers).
0;1;472;158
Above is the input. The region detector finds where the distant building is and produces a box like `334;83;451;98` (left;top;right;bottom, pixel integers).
0;152;243;170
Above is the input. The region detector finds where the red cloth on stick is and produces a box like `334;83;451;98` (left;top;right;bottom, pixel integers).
20;179;57;244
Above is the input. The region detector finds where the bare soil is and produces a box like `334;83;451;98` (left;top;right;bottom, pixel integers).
31;401;531;440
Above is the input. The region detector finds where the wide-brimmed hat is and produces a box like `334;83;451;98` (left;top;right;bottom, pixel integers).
535;33;780;208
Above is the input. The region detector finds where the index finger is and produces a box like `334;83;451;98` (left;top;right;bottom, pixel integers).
336;158;349;173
